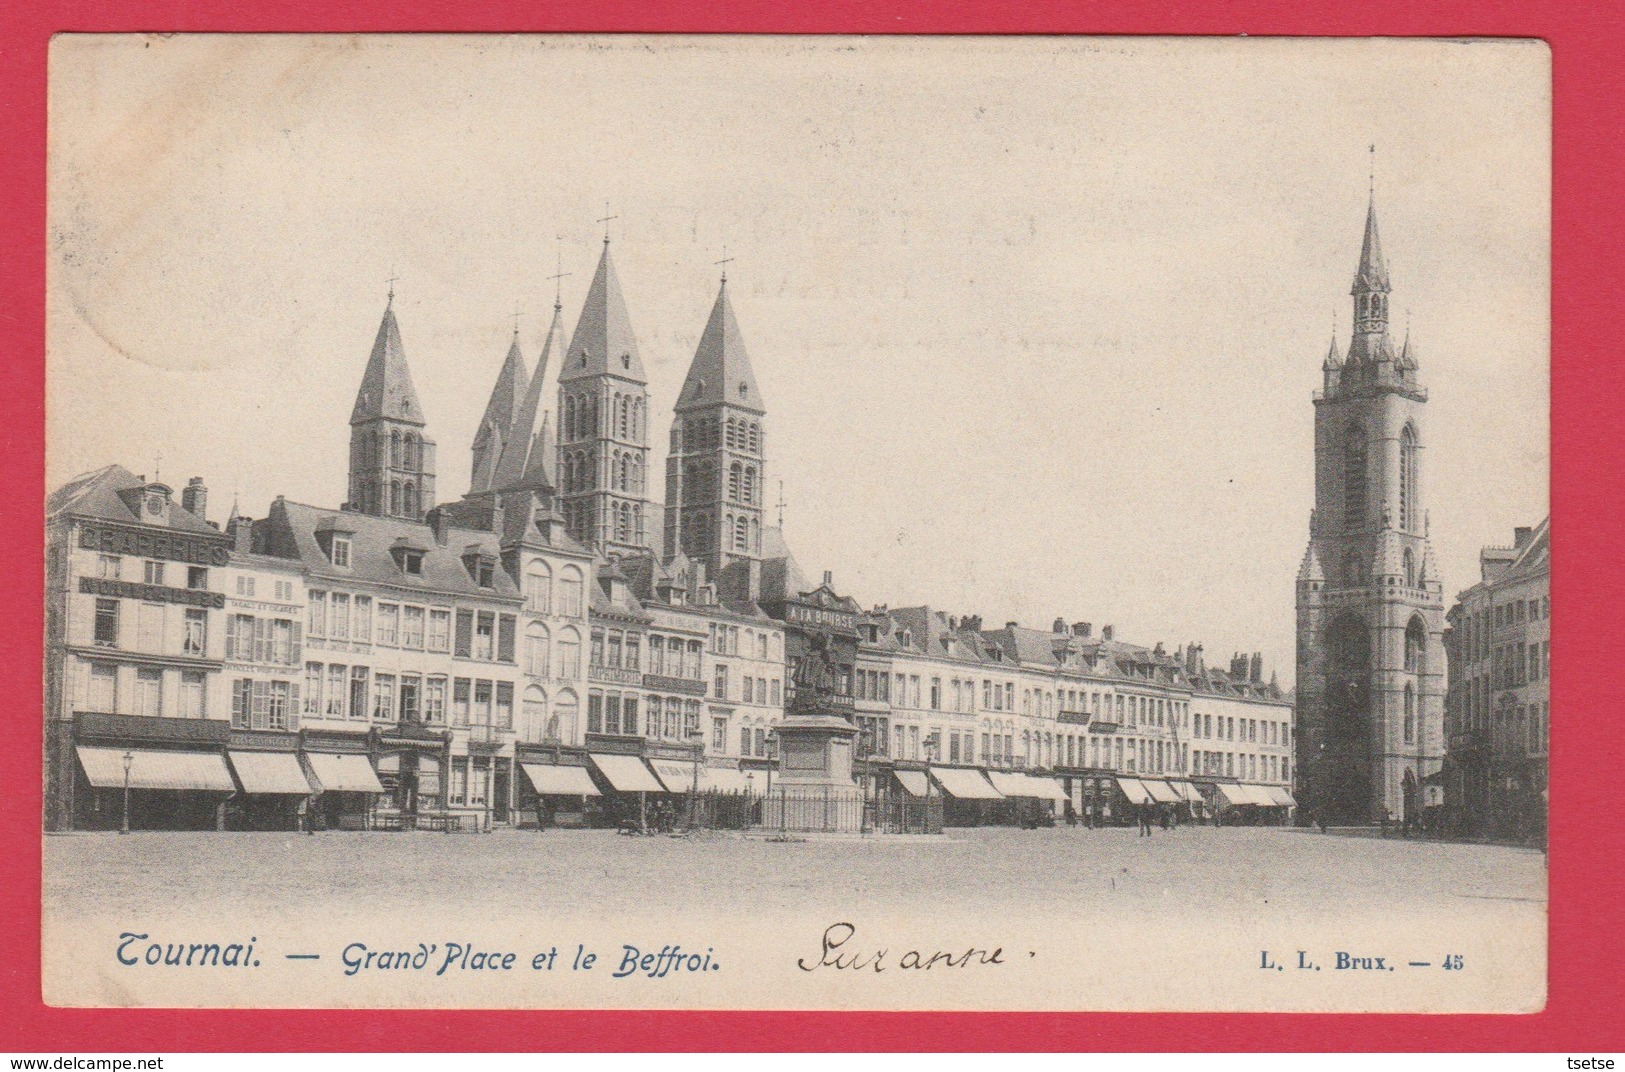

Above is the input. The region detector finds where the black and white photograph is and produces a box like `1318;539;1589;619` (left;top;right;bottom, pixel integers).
42;34;1549;1011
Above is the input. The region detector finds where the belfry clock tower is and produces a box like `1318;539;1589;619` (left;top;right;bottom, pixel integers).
1295;189;1446;825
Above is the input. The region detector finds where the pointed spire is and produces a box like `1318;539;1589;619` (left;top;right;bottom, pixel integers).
1323;331;1343;370
1397;327;1419;371
520;410;556;491
493;302;564;492
675;280;764;414
470;332;530;492
350;301;425;426
559;242;645;383
1352;192;1390;295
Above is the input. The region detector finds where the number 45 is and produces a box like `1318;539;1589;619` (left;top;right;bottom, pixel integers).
1441;954;1464;970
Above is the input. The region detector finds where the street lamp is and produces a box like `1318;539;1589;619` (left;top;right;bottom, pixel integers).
120;750;133;835
685;729;705;832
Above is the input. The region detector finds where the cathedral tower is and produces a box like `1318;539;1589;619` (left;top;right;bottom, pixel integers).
1295;192;1445;824
468;329;529;495
348;293;436;520
664;275;767;586
555;238;652;558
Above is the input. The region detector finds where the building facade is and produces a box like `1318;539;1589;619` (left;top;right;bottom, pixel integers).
1295;193;1446;825
1442;519;1549;843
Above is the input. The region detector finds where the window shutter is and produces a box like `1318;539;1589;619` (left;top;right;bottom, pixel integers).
225;615;238;660
291;621;302;663
290;683;300;730
252;679;269;730
455;610;473;658
497;615;516;664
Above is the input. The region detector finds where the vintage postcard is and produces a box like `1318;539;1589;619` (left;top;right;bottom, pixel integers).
42;34;1549;1011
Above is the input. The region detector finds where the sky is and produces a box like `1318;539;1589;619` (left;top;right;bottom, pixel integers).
46;35;1550;686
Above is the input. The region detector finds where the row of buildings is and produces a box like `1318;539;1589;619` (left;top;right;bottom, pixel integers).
44;234;1297;834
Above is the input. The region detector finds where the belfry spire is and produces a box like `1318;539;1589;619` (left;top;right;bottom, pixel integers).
469;330;530;493
493;300;564;493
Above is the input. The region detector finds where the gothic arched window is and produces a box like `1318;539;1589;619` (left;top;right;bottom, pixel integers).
391;430;403;468
403;432;418;469
733;514;748;552
743;466;756;505
726;418;737;449
729;462;743;501
1344;428;1368;529
1403;683;1416;745
389;480;402;515
1403;547;1416;589
1399;423;1419;532
618;396;630;439
565;396;577;442
403;481;418;520
1405;616;1426;673
749;422;760;452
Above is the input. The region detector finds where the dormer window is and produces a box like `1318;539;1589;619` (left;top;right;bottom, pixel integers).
478;562;494;588
330;536;352;569
621;353;631;369
403;551;424;575
462;547;496;587
389;537;430;576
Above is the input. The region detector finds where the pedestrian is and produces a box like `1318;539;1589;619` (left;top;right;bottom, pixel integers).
1159;805;1171;831
1137;802;1153;837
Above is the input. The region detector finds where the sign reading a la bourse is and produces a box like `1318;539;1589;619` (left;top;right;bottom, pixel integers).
782;601;860;635
79;521;230;567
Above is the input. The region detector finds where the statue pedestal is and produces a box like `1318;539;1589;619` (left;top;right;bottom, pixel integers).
764;714;863;833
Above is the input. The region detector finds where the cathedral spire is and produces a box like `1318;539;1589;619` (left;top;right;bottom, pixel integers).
559;241;646;384
350;301;425;427
493;302;564;493
469;331;530;493
676;279;764;414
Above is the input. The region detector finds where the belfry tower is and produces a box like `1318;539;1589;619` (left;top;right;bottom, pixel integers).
1295;188;1446;825
555;237;652;558
348;291;436;520
664;274;767;595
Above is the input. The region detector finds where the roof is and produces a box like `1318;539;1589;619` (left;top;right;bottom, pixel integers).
259;499;519;599
47;463;218;535
1322;334;1343;371
492;303;563;493
559;242;646;384
350;304;426;427
1351;195;1390;295
469;333;530;493
674;282;764;415
1503;517;1550;583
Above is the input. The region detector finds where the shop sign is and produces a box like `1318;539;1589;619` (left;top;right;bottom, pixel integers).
80;521;230;566
783;601;860;634
642;673;706;695
79;575;226;609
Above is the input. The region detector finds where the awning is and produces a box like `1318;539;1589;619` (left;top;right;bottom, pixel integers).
894;770;931;797
1115;777;1152;805
77;746;234;792
1242;783;1280;806
1265;785;1297;807
1170;780;1204;804
589;753;664;794
1215;782;1251;806
931;767;1003;800
987;771;1070;802
306;752;385;794
700;767;755;794
1141;779;1180;804
228;751;313;795
649;759;699;794
521;763;601;797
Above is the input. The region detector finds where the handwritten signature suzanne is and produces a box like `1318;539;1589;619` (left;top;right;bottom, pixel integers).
797;922;1007;974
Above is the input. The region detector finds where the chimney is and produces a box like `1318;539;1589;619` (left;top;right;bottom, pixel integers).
961;614;982;633
1153;641;1166;657
182;477;207;522
1101;624;1114;641
1250;652;1263;682
1073;622;1091;638
1514;526;1534;549
1006;621;1019;631
1053;617;1067;634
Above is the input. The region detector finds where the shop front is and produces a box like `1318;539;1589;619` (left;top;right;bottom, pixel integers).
67;712;234;831
225;747;313;830
518;757;600;829
303;748;385;830
930;765;1003;825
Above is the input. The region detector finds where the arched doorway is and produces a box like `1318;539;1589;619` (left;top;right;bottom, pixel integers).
1322;614;1372;823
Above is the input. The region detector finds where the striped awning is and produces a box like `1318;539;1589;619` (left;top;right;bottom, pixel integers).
77;746;235;792
1265;785;1297;807
1242;783;1280;806
1169;780;1205;804
1141;779;1180;804
1115;777;1152;805
649;759;699;794
228;751;313;795
306;752;384;794
1215;782;1251;806
521;763;600;797
987;771;1070;802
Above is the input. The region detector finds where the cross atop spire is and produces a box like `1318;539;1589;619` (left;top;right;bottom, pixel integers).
1368;142;1376;196
716;244;734;286
547;234;571;311
598;203;617;245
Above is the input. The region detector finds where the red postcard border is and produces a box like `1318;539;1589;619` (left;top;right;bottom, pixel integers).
1;0;1617;1053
